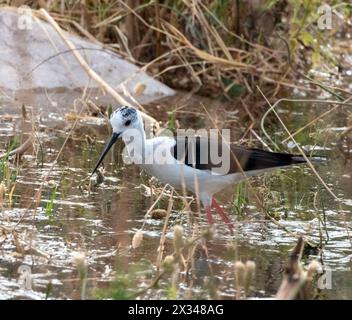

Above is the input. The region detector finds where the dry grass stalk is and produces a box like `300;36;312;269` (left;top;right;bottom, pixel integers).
132;230;143;249
155;189;174;269
276;237;320;300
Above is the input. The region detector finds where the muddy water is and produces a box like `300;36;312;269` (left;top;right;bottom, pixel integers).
0;91;351;300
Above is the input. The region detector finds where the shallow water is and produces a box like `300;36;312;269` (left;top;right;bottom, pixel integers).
0;90;351;300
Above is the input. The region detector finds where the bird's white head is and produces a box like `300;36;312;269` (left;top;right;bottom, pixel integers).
91;105;144;175
110;105;144;138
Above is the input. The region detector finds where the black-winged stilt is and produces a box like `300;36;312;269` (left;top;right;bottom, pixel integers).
92;106;324;234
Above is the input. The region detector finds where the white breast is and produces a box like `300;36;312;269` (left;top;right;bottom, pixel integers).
136;137;242;204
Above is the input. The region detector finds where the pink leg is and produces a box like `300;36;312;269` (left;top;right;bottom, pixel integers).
205;206;215;225
212;198;234;235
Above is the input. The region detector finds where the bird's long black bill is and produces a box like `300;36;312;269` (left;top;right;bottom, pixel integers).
91;132;120;176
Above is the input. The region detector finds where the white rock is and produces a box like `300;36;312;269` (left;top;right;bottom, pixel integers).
0;9;174;104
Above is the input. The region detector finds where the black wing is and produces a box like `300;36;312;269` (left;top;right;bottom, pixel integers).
172;135;313;175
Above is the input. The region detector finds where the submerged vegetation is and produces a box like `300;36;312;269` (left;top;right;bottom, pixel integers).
0;0;351;300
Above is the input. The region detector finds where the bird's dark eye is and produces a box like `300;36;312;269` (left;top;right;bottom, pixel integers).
124;120;131;126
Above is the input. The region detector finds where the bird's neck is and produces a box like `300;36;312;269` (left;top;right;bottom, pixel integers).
122;125;147;164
